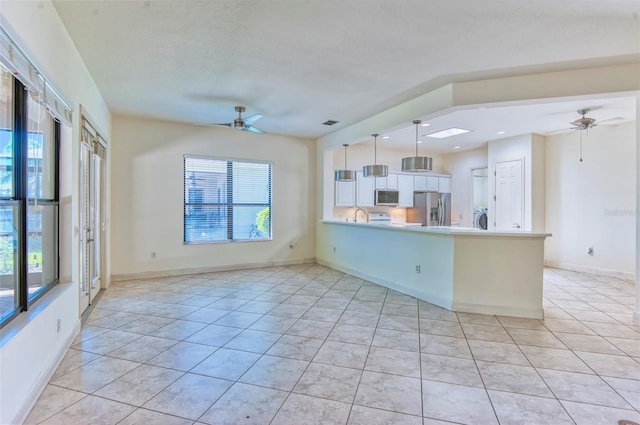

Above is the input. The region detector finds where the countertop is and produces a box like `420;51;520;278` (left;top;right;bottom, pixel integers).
321;219;551;238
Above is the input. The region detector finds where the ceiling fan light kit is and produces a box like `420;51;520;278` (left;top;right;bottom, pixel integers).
335;144;356;182
206;105;265;134
402;119;433;172
363;133;389;177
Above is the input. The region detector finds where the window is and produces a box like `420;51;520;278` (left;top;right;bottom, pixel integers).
0;67;60;326
184;156;272;243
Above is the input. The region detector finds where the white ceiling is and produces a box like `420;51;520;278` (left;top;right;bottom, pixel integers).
51;0;640;143
374;96;637;153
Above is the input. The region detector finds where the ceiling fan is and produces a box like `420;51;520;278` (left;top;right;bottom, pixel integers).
570;108;598;130
197;106;265;134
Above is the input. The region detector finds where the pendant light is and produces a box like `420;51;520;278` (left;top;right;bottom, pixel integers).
363;133;388;177
335;144;356;182
402;120;433;172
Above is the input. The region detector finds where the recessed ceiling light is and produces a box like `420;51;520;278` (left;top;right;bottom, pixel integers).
421;123;430;127
453;146;461;149
497;131;506;134
381;136;390;139
417;140;423;144
425;127;471;139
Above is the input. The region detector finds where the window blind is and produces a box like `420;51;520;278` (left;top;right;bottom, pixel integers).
184;155;272;243
0;27;73;125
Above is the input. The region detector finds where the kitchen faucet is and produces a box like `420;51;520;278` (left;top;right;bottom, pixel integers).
354;208;367;223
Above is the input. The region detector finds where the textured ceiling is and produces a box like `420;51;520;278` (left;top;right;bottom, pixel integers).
51;0;640;140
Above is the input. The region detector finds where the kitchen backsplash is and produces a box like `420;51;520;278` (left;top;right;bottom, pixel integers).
333;206;407;223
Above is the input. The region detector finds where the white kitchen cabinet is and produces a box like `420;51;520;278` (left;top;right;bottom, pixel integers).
386;174;398;190
397;174;414;207
356;171;375;207
414;176;427;191
335;180;355;207
375;174;399;190
438;176;451;193
427;176;439;192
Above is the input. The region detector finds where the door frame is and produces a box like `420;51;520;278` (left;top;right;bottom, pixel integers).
78;108;108;315
468;166;489;228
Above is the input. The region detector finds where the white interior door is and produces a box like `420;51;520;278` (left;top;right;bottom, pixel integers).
494;159;524;230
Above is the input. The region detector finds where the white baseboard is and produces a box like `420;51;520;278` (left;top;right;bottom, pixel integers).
12;320;81;425
316;259;453;310
111;257;316;281
452;302;544;319
544;261;635;282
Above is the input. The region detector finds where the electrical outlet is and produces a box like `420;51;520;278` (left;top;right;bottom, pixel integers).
415;265;421;273
151;252;156;259
56;318;61;333
588;247;594;256
332;246;336;253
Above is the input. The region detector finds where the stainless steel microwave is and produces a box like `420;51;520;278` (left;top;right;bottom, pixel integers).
375;190;399;206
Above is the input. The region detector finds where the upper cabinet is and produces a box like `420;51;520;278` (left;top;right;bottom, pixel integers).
397;175;414;207
438;176;451;193
356;171;375;207
375;174;398;190
414;176;427;191
385;174;398;190
427;176;439;192
335;180;355;207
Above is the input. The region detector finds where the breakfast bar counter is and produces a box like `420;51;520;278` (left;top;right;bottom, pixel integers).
316;220;551;319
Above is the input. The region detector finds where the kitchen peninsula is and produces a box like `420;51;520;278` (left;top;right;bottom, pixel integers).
317;220;551;319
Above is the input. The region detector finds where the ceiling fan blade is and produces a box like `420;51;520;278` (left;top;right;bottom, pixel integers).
243;114;263;125
245;125;265;134
192;122;232;127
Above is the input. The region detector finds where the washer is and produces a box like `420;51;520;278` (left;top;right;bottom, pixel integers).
474;208;488;230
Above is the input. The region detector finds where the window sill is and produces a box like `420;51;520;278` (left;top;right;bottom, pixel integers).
0;281;74;349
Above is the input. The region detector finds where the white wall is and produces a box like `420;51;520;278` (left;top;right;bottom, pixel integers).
0;1;111;423
441;146;489;227
330;143;446;222
111;115;316;277
545;122;636;278
487;134;546;232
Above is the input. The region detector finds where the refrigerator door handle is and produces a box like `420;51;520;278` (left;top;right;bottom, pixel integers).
437;199;443;226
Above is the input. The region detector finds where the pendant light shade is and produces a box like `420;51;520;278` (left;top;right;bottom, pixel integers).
402;120;433;172
335;144;356;181
363;133;388;177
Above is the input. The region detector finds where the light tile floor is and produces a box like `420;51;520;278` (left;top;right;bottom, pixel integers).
24;264;640;425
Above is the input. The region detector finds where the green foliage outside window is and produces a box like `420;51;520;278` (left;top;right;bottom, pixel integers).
256;207;270;237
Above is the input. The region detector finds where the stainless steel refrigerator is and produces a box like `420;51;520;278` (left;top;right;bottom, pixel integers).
406;192;451;226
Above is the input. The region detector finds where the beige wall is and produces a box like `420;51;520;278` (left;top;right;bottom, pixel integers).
111;115;316;277
545;122;636;278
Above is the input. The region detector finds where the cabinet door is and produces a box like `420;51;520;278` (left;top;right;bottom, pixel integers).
414;176;427;191
426;176;439;191
438;176;451;194
335;180;355;206
386;174;398;190
397;175;414;207
356;172;375;207
375;176;387;189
